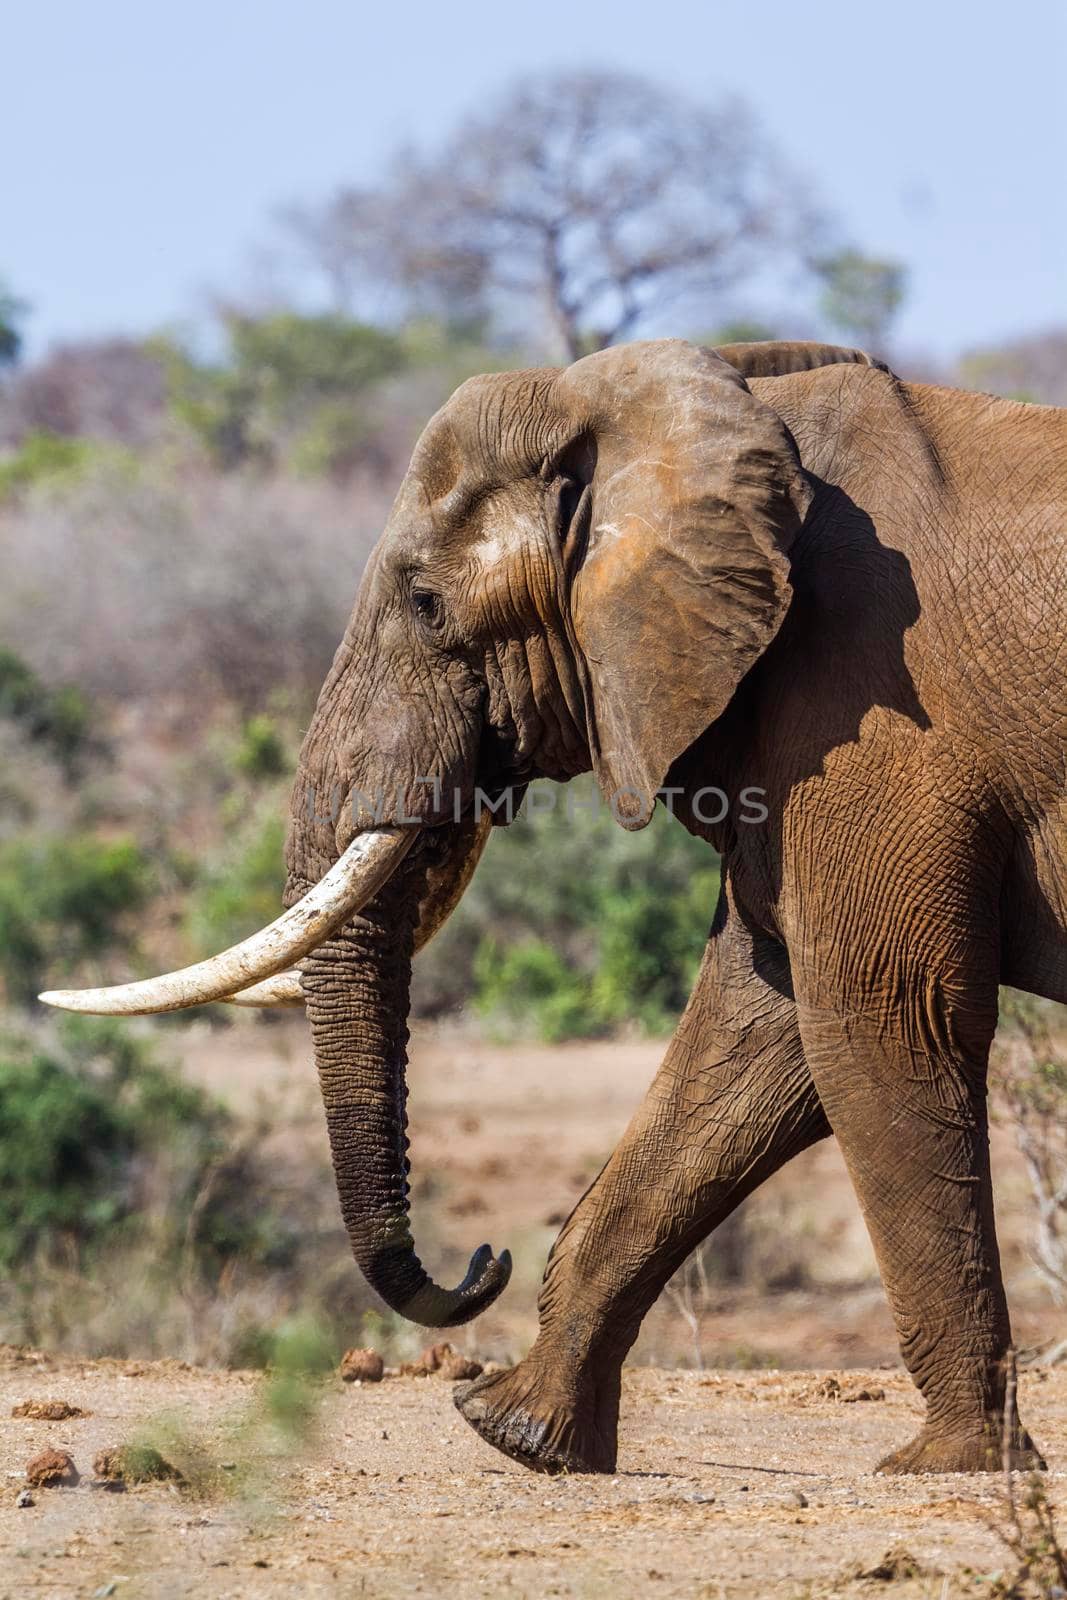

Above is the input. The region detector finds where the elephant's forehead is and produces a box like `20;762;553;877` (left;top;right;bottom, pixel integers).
410;369;562;492
376;369;564;568
384;470;535;568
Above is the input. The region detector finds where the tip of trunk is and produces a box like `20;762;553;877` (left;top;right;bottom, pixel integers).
394;1244;513;1329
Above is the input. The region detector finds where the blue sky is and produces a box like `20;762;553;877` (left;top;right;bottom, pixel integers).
4;0;1064;360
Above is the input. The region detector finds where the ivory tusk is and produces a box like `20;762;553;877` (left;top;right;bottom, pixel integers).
39;828;415;1016
220;970;306;1008
221;810;493;1009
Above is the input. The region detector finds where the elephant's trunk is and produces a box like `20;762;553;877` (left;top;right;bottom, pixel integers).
301;839;510;1327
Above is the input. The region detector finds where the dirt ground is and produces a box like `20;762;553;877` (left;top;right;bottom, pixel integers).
4;1346;1067;1598
6;1017;1067;1596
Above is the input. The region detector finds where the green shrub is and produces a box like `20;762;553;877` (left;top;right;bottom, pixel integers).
0;648;93;770
186;810;286;957
233;714;289;780
419;779;720;1040
289;401;374;478
0;431;135;502
593;877;715;1034
256;1314;338;1441
161;314;407;470
0;279;26;368
0;1018;297;1279
473;937;604;1043
0;1044;131;1266
0;431;91;499
0;834;153;1006
704;319;780;345
228;313;406;416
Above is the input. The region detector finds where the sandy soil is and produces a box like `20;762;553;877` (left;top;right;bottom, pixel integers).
7;1018;1066;1595
4;1345;1067;1598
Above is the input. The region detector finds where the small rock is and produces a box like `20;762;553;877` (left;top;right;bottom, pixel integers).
92;1446;182;1486
12;1399;90;1421
26;1448;79;1488
340;1347;384;1384
415;1342;485;1380
688;1491;716;1504
846;1546;930;1582
93;1448;131;1483
420;1341;456;1373
438;1354;484;1381
16;1488;34;1508
792;1490;809;1508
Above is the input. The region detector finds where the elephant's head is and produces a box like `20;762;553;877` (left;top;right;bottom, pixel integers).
294;338;812;844
41;339;818;1326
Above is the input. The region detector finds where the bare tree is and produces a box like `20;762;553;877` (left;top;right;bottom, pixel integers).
277;71;822;358
279;181;488;332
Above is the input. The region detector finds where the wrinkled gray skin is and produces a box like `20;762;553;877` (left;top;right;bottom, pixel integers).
286;338;1066;1475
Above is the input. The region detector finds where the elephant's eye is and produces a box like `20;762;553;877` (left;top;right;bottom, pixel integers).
411;589;444;628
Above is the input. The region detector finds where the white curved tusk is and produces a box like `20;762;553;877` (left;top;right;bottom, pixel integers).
39;828;415;1016
221;810;494;1009
220;970;306;1008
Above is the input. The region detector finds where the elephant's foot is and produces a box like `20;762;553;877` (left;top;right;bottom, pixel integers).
453;1361;617;1475
876;1422;1046;1475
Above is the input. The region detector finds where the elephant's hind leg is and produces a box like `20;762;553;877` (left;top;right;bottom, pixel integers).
791;823;1046;1475
454;882;830;1474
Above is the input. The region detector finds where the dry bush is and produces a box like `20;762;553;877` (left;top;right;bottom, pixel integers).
0;338;167;448
961;1358;1067;1599
957;328;1067;405
0;463;393;707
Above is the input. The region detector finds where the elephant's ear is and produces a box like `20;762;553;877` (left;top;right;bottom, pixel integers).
553;340;813;829
712;339;889;380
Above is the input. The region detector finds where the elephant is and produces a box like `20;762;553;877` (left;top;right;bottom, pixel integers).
43;337;1067;1478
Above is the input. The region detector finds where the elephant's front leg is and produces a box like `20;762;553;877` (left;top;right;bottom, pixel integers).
455;888;830;1473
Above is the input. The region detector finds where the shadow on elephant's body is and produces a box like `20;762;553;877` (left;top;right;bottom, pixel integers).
673;475;929;967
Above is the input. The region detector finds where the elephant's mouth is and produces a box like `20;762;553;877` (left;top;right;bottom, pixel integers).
471;727;533;824
476;693;590;802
